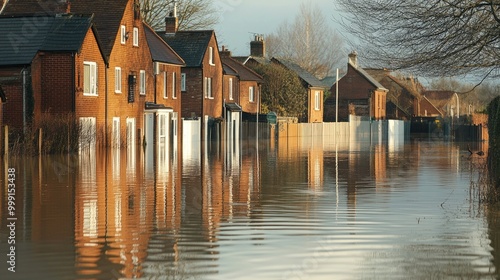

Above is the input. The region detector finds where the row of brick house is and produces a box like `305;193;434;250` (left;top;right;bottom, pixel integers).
0;0;263;151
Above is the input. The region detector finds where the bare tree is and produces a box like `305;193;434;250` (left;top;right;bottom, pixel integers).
336;0;500;80
140;0;219;31
266;2;345;79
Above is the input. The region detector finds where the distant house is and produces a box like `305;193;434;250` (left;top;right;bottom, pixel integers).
421;90;460;117
271;58;327;123
220;47;263;115
324;52;388;122
365;69;426;120
158;15;224;142
0;14;107;140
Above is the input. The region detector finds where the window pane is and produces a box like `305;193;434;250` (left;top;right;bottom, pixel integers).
84;64;90;94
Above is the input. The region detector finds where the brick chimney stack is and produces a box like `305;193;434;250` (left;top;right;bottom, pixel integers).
250;35;265;57
220;46;231;57
165;0;178;34
348;51;358;67
56;0;71;14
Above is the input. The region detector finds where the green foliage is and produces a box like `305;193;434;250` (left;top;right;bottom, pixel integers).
250;63;307;121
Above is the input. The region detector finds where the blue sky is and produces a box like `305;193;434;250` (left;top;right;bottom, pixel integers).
213;0;338;56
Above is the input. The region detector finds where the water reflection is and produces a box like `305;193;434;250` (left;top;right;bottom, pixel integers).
0;138;498;279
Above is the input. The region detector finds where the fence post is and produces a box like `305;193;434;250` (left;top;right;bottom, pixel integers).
3;125;8;157
39;128;43;155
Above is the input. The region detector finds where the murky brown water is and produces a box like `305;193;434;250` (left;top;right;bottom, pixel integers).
0;138;498;279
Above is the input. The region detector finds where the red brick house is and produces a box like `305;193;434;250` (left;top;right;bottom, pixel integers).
0;14;106;143
157;16;224;142
220;48;263;115
421;91;460;118
271;58;327;123
324;52;388;122
3;0;183;149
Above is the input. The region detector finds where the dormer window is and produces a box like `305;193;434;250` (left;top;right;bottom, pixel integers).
120;25;126;45
208;47;215;66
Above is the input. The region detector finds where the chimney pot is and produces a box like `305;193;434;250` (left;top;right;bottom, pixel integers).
348;51;358;67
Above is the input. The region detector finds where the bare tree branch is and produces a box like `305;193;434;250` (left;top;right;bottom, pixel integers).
266;2;345;79
140;0;219;31
336;0;500;79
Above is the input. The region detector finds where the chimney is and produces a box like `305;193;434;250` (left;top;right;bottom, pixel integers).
348;51;358;67
220;46;231;57
56;0;71;14
165;1;178;34
250;35;265;57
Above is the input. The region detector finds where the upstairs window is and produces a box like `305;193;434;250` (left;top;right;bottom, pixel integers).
249;86;255;102
181;73;186;91
229;78;233;100
133;27;139;47
83;61;97;96
172;72;177;98
163;72;168;99
140;70;146;95
208;47;215;66
115;67;122;93
314;91;321;110
120;25;126;45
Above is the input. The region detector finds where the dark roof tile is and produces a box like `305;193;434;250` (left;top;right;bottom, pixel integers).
157;30;214;67
221;56;263;82
143;23;184;65
0;14;92;65
272;57;326;88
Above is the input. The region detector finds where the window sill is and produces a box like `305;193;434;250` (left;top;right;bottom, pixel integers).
139;93;146;96
83;93;98;97
115;90;122;94
209;63;215;66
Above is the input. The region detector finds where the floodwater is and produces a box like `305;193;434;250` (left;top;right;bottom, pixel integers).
0;137;498;279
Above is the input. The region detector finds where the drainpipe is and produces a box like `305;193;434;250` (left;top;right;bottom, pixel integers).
72;53;76;113
105;62;109;147
22;67;27;132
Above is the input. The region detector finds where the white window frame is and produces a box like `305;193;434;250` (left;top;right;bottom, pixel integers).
208;46;215;66
163;72;168;99
229;78;233;100
133;27;139;47
314;91;321;111
83;61;97;96
172;72;177;99
181;73;186;91
120;25;126;45
140;70;146;95
249;86;255;103
204;77;212;99
114;67;122;93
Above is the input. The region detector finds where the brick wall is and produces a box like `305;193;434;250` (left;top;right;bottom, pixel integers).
181;67;203;118
222;74;239;104
239;81;258;114
202;35;223;119
307;87;323;123
0;67;24;129
106;0;155;146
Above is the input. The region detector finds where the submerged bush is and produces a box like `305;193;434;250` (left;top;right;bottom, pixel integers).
8;113;81;155
487;96;500;193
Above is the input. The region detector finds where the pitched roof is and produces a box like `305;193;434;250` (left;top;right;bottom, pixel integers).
222;62;238;76
348;61;388;92
422;90;456;113
272;58;326;88
143;23;184;65
157;30;215;67
2;0;130;57
0;14;94;66
221;56;263;82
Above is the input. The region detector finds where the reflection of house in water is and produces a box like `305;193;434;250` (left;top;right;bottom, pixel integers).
75;149;155;278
